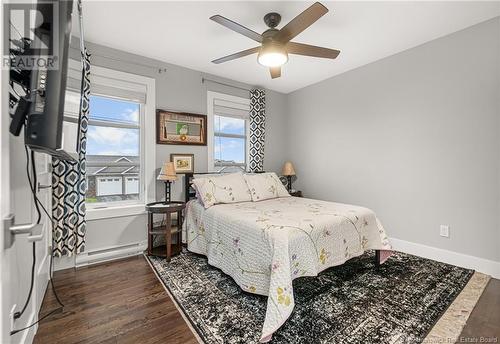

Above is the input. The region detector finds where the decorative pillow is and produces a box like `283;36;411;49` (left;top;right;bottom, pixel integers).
191;173;224;200
192;173;251;208
243;172;290;201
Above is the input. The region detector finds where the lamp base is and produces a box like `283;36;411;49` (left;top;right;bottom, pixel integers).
287;175;292;193
164;181;171;203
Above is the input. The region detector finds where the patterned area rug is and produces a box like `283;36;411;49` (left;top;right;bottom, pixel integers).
146;251;474;344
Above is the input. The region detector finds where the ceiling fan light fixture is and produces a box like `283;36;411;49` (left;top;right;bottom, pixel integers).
257;43;288;67
211;2;339;79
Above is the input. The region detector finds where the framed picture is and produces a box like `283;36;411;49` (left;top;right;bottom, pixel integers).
157;110;207;145
170;153;194;174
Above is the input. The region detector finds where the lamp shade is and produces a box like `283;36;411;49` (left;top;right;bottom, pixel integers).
282;161;296;176
157;162;177;181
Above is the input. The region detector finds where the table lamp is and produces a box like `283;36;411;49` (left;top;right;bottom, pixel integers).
157;161;177;202
282;161;296;192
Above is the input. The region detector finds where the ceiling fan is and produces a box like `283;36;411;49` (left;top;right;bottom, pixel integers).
210;2;340;79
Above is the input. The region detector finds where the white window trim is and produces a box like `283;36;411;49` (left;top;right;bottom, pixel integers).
86;65;155;221
207;91;250;171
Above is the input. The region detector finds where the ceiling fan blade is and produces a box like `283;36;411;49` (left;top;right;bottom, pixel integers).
212;47;260;64
270;66;281;79
210;15;263;43
287;42;340;59
274;2;328;43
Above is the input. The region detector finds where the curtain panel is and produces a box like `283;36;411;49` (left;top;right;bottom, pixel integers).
51;50;91;257
249;89;266;172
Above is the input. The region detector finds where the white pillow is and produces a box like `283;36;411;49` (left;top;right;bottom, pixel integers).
191;173;223;200
192;173;251;208
243;172;290;201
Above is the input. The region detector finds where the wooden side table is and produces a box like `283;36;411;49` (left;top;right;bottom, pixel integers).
290;190;302;197
145;201;185;261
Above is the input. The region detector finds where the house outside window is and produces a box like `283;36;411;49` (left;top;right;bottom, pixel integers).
87;155;140;200
207;91;250;172
85;94;142;206
125;176;140;194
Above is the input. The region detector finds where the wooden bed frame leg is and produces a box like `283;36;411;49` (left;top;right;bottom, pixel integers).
375;250;381;267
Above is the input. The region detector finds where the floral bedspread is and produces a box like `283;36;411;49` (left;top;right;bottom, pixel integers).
183;197;392;342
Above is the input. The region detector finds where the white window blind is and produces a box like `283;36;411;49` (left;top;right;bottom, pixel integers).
213;98;250;119
66;61;147;103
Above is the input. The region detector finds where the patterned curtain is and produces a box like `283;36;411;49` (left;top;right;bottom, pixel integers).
249;89;266;172
51;50;91;257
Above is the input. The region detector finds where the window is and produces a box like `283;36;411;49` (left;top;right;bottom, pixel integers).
70;64;156;217
86;95;142;205
207;92;250;171
214;115;246;167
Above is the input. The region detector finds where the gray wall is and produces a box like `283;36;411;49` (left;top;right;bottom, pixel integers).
286;18;500;262
69;41;288;253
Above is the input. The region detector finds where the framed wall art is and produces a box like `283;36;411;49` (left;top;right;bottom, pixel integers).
157;110;207;145
170;153;194;174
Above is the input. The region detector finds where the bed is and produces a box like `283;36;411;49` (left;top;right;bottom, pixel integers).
182;172;392;342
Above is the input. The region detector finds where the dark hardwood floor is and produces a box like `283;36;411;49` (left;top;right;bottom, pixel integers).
34;255;499;344
34;256;197;344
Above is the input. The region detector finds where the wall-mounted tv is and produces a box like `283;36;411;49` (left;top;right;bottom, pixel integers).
9;0;84;161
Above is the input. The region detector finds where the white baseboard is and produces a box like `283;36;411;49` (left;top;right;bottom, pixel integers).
390;237;500;279
75;241;147;268
54;256;76;271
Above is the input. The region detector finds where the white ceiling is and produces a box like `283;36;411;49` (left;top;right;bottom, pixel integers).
81;1;500;94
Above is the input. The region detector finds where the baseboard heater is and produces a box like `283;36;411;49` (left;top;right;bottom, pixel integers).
75;241;147;267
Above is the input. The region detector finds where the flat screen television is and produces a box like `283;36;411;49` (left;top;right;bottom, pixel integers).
9;0;84;161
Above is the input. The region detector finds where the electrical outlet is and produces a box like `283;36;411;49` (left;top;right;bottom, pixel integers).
440;225;450;238
10;304;17;331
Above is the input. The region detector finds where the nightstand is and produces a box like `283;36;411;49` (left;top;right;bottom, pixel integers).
290;190;302;197
146;201;185;261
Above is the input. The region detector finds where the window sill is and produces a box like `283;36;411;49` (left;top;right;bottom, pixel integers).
86;204;147;221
